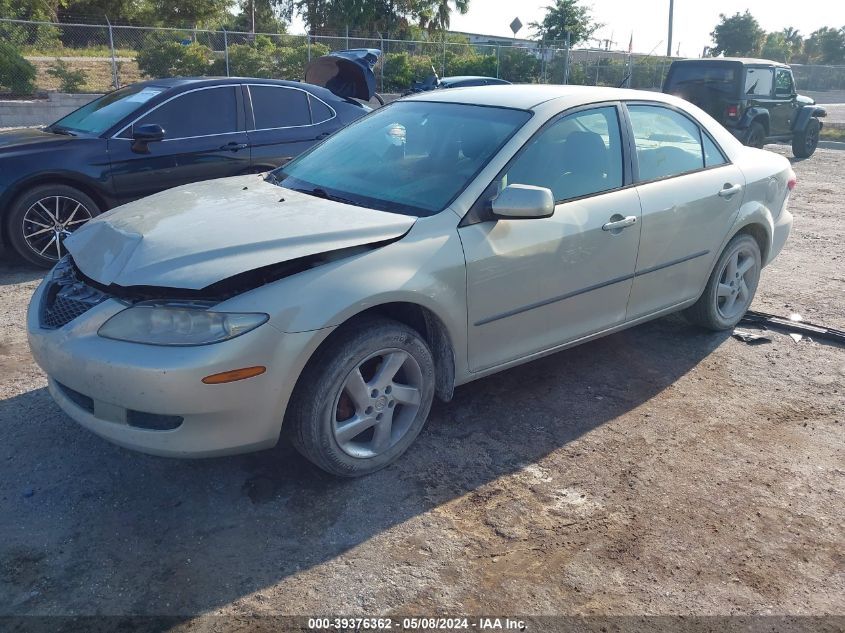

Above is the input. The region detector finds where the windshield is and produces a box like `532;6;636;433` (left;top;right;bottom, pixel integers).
271;101;531;216
50;84;166;135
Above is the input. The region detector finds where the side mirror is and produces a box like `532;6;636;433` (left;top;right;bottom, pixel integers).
131;123;165;153
491;184;555;220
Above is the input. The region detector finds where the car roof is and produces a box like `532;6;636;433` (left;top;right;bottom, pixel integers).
441;76;499;82
130;76;313;87
126;76;348;103
403;84;674;111
671;57;790;68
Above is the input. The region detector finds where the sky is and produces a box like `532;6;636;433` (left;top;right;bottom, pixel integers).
290;0;845;58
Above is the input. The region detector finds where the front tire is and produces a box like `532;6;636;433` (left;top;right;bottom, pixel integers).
746;121;766;149
286;317;436;477
7;184;99;268
684;234;762;331
792;117;820;158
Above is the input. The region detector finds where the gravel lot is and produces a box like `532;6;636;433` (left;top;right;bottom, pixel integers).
0;147;843;626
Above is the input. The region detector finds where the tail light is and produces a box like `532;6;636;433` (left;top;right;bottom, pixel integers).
726;104;739;118
787;171;797;191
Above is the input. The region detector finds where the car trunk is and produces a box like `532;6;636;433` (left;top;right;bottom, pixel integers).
663;61;743;124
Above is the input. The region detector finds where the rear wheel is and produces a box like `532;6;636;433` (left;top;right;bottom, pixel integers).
792;117;820;158
7;184;99;268
684;234;762;331
746;121;766;149
286;317;435;477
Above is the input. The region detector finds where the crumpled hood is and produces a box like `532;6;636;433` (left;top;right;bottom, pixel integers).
65;175;415;289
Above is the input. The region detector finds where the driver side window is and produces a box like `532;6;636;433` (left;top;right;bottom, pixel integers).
501;106;624;202
775;69;794;96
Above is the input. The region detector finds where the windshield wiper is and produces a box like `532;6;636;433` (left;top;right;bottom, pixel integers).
299;187;360;206
46;125;76;136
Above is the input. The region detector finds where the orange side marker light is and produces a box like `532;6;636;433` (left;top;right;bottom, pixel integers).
202;366;266;384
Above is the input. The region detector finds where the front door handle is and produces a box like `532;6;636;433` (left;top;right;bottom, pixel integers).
602;215;638;232
316;132;331;140
220;141;248;152
718;183;742;198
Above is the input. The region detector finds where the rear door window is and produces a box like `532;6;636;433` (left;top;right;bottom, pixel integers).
744;68;774;96
250;85;311;129
628;105;705;181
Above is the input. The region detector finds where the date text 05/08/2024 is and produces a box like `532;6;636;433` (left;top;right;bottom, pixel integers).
307;617;527;630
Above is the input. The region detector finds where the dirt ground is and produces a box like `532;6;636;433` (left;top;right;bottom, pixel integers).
0;147;843;627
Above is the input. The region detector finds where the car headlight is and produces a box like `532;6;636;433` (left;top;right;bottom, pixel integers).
98;304;269;346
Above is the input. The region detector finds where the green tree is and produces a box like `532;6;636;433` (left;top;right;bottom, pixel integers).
136;37;211;77
415;0;469;32
499;47;539;83
0;40;37;94
803;27;845;64
47;58;87;91
761;32;791;62
229;0;289;33
781;26;803;56
709;11;765;57
529;0;601;46
138;0;230;27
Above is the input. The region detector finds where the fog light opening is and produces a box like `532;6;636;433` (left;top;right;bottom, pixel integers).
202;366;267;384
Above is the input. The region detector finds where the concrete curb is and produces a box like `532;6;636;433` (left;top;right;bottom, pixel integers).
818;140;845;150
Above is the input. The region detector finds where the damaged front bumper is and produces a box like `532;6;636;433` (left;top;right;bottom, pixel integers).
27;279;331;457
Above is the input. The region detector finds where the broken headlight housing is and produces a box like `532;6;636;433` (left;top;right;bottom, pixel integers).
98;304;269;346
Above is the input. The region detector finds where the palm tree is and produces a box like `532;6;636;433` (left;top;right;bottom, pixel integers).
781;26;803;58
417;0;469;32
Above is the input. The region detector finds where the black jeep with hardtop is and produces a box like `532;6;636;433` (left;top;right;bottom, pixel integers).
663;58;826;158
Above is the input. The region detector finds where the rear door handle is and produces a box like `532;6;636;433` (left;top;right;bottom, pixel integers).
602;215;638;231
220;142;248;151
718;183;742;198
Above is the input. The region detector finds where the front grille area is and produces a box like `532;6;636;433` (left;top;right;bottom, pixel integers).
40;258;109;329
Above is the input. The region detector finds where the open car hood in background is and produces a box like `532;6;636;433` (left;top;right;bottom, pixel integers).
305;48;381;101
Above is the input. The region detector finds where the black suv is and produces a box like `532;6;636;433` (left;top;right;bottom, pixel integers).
663;58;826;158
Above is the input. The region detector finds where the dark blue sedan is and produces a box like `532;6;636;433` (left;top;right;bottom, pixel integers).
0;76;370;267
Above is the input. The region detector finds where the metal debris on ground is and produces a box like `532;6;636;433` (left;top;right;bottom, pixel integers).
741;310;845;346
732;328;772;344
789;333;804;343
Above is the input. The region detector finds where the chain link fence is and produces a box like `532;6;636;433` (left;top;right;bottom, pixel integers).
2;17;845;98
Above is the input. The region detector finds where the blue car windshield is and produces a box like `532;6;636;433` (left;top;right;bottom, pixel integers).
272;101;531;216
50;84;166;135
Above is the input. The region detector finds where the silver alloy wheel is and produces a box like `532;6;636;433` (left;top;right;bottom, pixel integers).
332;348;424;459
22;195;93;262
716;244;757;320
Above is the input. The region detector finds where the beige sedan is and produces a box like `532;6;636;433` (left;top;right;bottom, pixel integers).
28;85;794;476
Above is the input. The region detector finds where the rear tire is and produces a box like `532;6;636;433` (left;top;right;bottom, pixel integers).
746;121;766;149
792;117;820;158
7;184;100;268
684;234;762;331
286;316;435;477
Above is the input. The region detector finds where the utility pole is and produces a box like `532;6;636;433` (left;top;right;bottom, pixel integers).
666;0;674;57
251;0;255;33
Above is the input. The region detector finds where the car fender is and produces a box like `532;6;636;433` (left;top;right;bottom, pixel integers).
793;105;826;131
737;107;770;133
217;211;471;377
